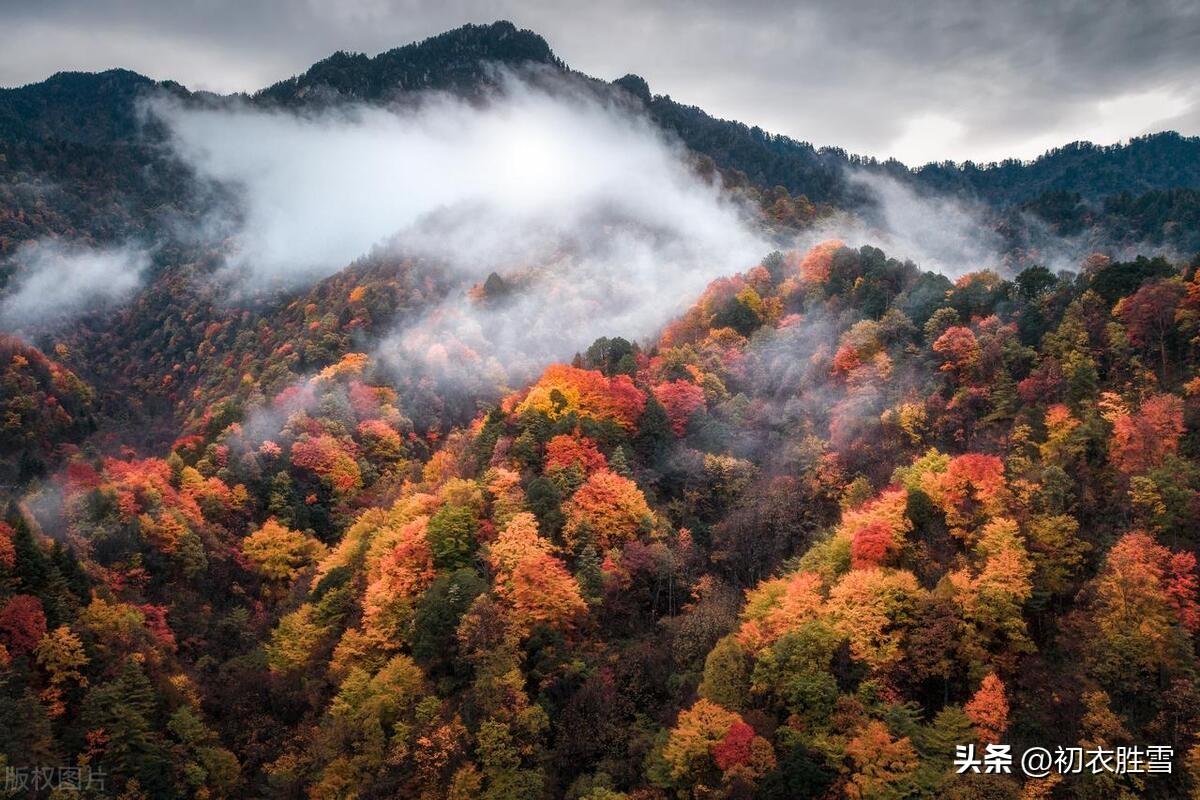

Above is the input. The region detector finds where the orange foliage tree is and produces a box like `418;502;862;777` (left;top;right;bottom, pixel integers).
488;513;586;634
844;720;917;800
361;516;436;644
291;434;363;497
932;326;982;382
965;672;1009;744
736;571;825;652
791;239;844;285
513;364;646;431
925;453;1008;537
1092;530;1200;639
1109;393;1184;476
543;433;607;476
562;469;653;551
661;699;774;790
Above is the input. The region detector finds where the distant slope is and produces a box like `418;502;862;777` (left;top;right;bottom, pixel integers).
626;79;1200;205
0;69;194;257
914;132;1200;205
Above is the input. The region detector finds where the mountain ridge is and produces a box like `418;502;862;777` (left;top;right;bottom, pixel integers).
2;20;1199;207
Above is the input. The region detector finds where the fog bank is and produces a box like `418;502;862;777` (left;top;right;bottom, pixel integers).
153;71;770;384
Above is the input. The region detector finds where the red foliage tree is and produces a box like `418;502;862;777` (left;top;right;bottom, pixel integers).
1109;394;1184;476
652;380;707;435
291;434;362;496
929;453;1007;535
932;326;982;381
0;595;47;655
711;720;756;771
851;519;901;569
1115;279;1185;379
1017;359;1066;403
138;604;178;651
1167;551;1200;633
544;433;607;475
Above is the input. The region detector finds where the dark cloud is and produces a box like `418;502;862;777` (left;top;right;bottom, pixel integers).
1;0;1197;164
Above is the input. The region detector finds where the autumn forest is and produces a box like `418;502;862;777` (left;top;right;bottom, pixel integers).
3;18;1200;800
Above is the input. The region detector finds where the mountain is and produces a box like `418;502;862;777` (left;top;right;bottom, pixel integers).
1;17;1198;456
3;21;1200;800
3;20;1200;211
915;131;1200;204
239;24;1200;209
0;69;191;256
1;18;1198;473
0;68;161;145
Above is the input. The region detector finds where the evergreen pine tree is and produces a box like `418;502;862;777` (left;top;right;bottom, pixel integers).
609;446;633;478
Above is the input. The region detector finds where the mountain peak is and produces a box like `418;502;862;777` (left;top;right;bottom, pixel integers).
613;74;652;104
0;67;164;145
257;21;562;105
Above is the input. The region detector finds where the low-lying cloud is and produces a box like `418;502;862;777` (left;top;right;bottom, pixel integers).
849;172;1008;276
151;70;770;387
792;170;1171;280
137;68;1181;404
788;172;1009;279
0;239;150;329
154;72;768;285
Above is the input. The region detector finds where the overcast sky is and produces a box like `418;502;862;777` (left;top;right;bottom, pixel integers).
1;0;1198;166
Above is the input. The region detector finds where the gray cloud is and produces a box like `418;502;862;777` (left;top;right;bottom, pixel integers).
0;239;151;329
149;71;768;391
1;1;1198;165
151;71;766;284
794;172;1008;279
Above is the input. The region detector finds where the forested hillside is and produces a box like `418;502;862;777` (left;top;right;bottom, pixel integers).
2;18;1200;800
5;238;1200;798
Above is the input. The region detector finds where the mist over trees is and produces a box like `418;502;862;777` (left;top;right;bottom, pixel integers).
2;18;1200;800
4;236;1200;797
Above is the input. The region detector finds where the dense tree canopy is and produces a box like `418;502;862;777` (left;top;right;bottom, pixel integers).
3;26;1200;794
2;235;1199;798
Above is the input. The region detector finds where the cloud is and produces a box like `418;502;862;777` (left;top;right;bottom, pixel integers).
154;71;764;285
792;167;1185;285
786;172;1007;279
381;214;766;393
0;239;150;329
150;70;769;389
